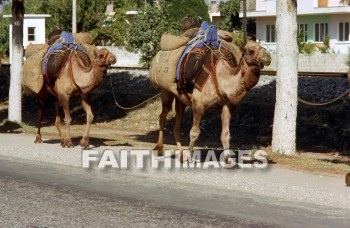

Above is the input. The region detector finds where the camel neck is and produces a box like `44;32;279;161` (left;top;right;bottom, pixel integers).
243;66;260;90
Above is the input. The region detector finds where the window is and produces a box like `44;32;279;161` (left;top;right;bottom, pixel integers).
339;22;350;42
28;27;36;41
298;24;308;42
315;23;328;42
318;0;328;7
266;24;276;43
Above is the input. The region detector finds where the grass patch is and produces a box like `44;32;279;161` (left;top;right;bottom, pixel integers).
266;148;349;176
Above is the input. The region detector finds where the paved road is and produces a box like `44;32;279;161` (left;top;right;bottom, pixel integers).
0;133;350;227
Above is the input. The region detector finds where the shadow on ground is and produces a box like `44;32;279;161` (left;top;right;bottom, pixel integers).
1;67;350;157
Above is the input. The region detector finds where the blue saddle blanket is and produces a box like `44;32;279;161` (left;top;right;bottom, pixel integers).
42;31;87;77
176;21;223;80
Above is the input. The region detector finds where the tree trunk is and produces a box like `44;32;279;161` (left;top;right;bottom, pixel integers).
8;0;24;123
272;0;298;155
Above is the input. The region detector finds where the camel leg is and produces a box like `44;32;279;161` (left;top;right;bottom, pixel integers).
80;94;94;149
34;87;48;143
54;98;64;146
174;98;186;162
154;89;175;156
58;93;74;148
221;104;236;165
187;102;205;162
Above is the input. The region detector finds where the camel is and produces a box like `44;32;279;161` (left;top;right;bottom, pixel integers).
149;40;271;163
34;48;116;148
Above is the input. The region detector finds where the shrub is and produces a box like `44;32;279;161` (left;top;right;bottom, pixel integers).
300;42;317;55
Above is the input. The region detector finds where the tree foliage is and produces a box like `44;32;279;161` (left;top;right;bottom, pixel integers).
91;8;128;46
0;0;133;55
0;1;11;55
218;0;240;31
217;0;255;40
127;0;209;66
340;0;350;5
126;6;170;67
1;0;209;60
118;0;154;10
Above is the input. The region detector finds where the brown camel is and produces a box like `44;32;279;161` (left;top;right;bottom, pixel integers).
34;48;116;148
149;41;271;163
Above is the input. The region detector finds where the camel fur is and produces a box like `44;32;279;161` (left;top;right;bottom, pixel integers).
149;41;271;164
34;48;116;148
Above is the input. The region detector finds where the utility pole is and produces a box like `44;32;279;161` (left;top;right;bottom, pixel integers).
243;0;247;45
72;0;77;33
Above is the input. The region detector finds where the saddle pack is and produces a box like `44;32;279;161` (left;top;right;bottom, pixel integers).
41;31;89;87
176;22;237;92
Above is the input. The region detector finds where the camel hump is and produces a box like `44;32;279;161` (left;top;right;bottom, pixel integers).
42;30;89;86
45;49;91;86
45;49;71;85
179;47;237;93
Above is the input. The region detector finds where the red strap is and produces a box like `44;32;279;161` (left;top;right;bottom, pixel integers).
103;51;109;63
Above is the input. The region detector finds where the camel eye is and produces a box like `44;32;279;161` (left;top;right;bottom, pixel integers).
249;49;255;54
100;54;104;58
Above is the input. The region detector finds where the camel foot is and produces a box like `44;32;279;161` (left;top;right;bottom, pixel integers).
62;138;74;148
34;134;42;144
222;150;237;169
153;145;164;156
80;137;90;149
178;151;194;164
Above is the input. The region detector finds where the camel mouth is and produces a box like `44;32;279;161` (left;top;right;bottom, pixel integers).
258;51;272;67
107;57;117;66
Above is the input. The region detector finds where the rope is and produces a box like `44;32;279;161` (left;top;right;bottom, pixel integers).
298;89;350;106
0;67;10;79
108;75;160;110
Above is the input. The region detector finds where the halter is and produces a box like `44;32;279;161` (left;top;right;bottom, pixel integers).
241;45;266;70
94;50;110;67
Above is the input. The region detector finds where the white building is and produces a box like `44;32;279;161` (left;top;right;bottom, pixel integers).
240;0;350;53
3;14;51;62
208;0;225;25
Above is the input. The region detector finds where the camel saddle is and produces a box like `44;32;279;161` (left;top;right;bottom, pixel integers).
176;21;218;81
42;31;88;87
178;46;237;93
44;49;91;86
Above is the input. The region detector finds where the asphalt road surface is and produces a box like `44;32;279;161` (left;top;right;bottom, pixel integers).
0;133;349;227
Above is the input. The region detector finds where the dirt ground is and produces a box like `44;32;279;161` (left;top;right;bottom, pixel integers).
0;66;349;175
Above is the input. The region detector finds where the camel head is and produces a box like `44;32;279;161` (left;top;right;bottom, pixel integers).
241;41;271;69
94;48;117;68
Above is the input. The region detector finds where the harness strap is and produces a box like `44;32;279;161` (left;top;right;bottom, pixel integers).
239;56;246;77
43;52;57;96
207;56;228;102
103;51;109;62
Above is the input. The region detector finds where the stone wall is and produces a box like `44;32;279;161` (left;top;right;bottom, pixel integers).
99;46;143;68
263;53;348;73
101;46;349;73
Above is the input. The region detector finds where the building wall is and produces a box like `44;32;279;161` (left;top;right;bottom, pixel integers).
326;0;342;7
99;46;143;68
255;16;275;42
23;17;47;47
298;14;331;43
252;0;350;53
6;14;50;63
101;46;349;74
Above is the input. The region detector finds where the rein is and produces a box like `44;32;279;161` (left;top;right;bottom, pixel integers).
298;89;350;106
108;74;160;110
